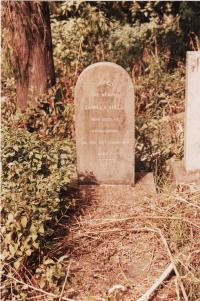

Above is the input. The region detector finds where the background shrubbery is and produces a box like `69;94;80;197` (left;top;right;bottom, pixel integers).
1;1;200;300
1;77;76;299
1;102;75;299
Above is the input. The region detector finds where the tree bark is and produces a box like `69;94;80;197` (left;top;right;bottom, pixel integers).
3;1;55;110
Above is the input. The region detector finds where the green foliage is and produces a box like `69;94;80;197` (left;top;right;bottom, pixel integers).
2;1;200;299
179;2;200;39
1;94;75;298
34;256;76;297
134;59;185;185
1;67;76;299
51;1;184;76
2;79;74;139
51;6;111;74
1;124;75;267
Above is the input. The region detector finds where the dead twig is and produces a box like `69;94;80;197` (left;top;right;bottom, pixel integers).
175;277;181;301
174;195;200;210
27;294;46;300
73;37;83;86
59;260;72;301
71;227;157;241
158;229;189;301
136;262;174;301
10;266;13;301
75;215;200;229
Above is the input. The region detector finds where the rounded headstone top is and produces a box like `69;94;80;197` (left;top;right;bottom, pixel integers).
79;61;128;72
76;61;132;87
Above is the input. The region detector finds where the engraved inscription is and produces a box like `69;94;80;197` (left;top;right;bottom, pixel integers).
91;129;119;133
75;62;135;184
85;105;123;110
91;117;119;122
79;140;129;145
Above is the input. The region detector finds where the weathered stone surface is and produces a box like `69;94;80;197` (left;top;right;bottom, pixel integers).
135;172;156;194
185;51;200;171
170;160;200;186
75;62;135;185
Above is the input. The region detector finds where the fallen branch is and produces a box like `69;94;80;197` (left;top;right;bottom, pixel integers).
75;215;200;229
136;228;189;301
72;227;156;240
158;230;189;301
59;260;72;301
78;215;182;226
136;262;174;301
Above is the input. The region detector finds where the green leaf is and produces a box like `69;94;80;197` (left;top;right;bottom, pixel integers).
8;213;14;222
13;145;19;151
43;259;55;265
14;259;21;270
40;279;46;289
35;153;42;159
25;249;32;256
58;255;69;263
9;244;15;256
21;216;28;228
39;225;44;234
33;242;39;249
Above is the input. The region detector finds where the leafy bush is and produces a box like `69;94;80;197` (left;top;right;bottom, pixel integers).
51;1;184;76
2;79;75;139
107;14;182;70
2;123;75;266
1;121;75;299
51;6;110;75
134;59;185;185
2;2;195;299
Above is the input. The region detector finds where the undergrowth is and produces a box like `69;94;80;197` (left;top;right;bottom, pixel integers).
1;2;199;300
1;82;76;300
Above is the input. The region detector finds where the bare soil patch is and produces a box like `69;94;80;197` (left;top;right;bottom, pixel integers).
51;184;179;300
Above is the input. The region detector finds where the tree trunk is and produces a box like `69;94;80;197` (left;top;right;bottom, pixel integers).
3;1;55;110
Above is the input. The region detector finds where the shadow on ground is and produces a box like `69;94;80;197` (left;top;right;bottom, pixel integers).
46;182;98;258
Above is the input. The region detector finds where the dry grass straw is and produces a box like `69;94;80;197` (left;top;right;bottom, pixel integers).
4;184;199;300
64;184;200;300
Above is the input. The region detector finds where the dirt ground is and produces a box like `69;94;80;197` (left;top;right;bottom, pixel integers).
52;181;178;301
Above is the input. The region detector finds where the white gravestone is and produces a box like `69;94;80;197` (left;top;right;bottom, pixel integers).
185;51;200;171
75;62;135;185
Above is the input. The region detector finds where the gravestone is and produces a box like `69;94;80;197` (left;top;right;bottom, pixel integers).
185;51;200;171
75;62;135;185
171;51;200;185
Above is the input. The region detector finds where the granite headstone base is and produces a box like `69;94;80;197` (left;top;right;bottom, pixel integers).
69;171;156;194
